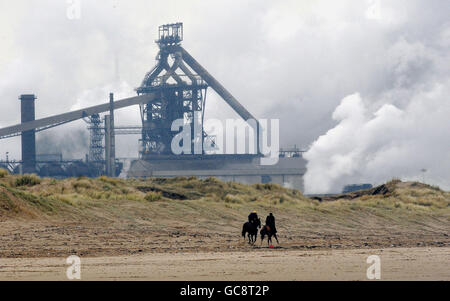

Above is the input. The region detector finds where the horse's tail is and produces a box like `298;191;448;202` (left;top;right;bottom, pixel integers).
242;224;246;237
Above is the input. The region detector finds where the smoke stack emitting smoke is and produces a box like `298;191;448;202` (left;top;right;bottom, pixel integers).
304;83;450;194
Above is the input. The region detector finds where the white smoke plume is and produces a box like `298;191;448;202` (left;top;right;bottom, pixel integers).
304;82;450;194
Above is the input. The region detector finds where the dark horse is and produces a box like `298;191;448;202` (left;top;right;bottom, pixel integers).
260;225;279;246
242;218;261;244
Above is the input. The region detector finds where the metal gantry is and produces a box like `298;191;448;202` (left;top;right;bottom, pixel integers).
136;22;259;159
85;114;104;163
136;23;208;158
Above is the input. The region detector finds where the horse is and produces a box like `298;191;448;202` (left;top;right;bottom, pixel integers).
242;218;261;244
260;224;279;247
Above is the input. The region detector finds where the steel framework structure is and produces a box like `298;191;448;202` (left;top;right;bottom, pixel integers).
136;22;259;159
85;113;104;163
136;23;208;158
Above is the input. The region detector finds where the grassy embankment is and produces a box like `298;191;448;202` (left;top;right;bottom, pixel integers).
1;168;448;230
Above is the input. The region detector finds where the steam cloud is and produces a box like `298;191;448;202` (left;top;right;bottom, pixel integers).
305;83;450;193
37;128;88;159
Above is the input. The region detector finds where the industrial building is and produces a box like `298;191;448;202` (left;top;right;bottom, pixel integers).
0;23;307;191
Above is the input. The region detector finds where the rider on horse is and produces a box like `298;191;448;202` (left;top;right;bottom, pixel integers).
242;210;261;244
260;213;279;246
265;213;277;234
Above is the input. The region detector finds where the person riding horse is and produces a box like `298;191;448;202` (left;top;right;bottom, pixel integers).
265;213;277;234
242;211;261;244
260;213;279;246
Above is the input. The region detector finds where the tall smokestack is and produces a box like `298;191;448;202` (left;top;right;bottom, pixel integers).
109;93;116;177
19;94;37;174
105;115;111;176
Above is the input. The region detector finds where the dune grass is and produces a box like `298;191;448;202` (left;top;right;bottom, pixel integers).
0;171;448;226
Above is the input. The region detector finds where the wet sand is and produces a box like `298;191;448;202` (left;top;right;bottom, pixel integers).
0;247;448;281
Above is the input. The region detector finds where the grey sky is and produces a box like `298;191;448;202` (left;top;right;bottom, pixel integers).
0;0;448;191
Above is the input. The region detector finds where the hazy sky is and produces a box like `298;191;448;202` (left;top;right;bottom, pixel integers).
0;0;448;192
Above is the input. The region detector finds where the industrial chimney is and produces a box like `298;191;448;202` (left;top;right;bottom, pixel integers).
19;94;36;174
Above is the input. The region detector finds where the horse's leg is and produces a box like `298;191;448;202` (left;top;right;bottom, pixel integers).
274;233;279;244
